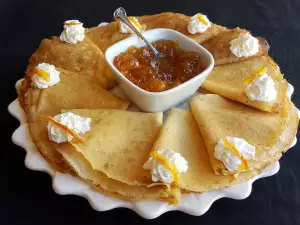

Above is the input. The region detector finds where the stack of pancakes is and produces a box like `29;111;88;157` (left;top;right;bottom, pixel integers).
18;12;299;204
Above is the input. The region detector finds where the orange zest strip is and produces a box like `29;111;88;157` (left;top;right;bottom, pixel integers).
64;21;82;26
244;66;267;85
197;14;209;26
223;139;248;171
128;17;142;29
39;115;84;143
28;68;50;82
150;151;179;183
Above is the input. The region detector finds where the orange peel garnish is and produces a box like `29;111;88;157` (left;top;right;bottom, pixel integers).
150;151;178;183
40;115;84;143
196;14;209;26
28;68;50;82
244;66;267;85
128;17;142;29
223;138;249;172
64;21;82;26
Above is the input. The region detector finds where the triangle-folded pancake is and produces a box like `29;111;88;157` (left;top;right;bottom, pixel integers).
86;21;131;53
138;12;228;44
65;109;163;186
150;108;290;192
202;27;269;65
28;37;116;89
201;56;288;112
189;94;298;176
86;12;228;53
56;141;180;203
23;69;128;171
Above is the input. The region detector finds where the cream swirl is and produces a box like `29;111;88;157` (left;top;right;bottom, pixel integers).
47;112;91;143
31;63;60;89
60;20;85;44
143;149;188;184
187;13;211;34
245;73;277;102
214;137;256;172
230;32;259;57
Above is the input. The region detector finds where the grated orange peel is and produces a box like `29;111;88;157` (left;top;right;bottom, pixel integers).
28;68;50;82
196;14;209;26
150;151;179;183
244;66;267;85
223;138;249;172
40;115;84;143
128;17;142;30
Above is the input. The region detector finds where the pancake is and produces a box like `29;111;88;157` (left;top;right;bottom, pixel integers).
28;37;116;89
150;108;293;192
189;94;298;176
201;56;288;112
86;12;228;53
138;12;228;44
86;21;131;53
202;27;269;65
25;68;128;120
23;68;128;171
57;142;180;203
64;109;163;186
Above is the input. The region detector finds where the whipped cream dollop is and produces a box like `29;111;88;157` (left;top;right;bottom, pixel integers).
187;13;211;34
120;17;145;34
31;63;60;89
143;149;188;184
47;112;91;143
60;20;85;44
230;32;259;57
214;137;256;172
98;22;108;27
245;73;277;102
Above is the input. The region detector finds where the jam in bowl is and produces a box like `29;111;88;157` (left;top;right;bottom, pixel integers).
113;40;205;92
105;28;214;112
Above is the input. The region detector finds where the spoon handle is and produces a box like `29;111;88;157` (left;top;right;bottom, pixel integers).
113;7;160;56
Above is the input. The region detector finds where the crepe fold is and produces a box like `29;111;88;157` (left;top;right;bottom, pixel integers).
189;94;299;176
138;12;228;44
201;56;288;112
53;109;180;203
28;36;116;89
86;12;228;52
23;68;128;171
202;27;269;65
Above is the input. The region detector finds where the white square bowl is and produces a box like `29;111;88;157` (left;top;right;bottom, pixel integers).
105;28;214;112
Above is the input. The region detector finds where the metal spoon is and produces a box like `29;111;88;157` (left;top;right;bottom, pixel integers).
113;7;167;59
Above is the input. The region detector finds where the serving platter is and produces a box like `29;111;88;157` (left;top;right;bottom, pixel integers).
8;78;298;219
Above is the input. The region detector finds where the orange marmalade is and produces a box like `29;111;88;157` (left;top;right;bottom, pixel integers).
113;40;204;92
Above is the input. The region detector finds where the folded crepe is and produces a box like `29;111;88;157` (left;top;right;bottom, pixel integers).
65;109;163;185
86;12;228;52
189;94;298;176
86;21;131;53
22;68;128;171
28;36;116;89
57;137;180;203
150;108;287;192
201;56;288;112
138;12;228;44
53;108;180;203
202;27;269;65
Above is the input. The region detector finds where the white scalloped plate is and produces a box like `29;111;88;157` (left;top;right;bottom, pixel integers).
8;78;298;219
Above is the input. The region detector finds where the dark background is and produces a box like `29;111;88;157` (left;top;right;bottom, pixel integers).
2;0;300;224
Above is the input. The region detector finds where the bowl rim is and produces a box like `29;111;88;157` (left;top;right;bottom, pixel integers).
105;28;214;96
